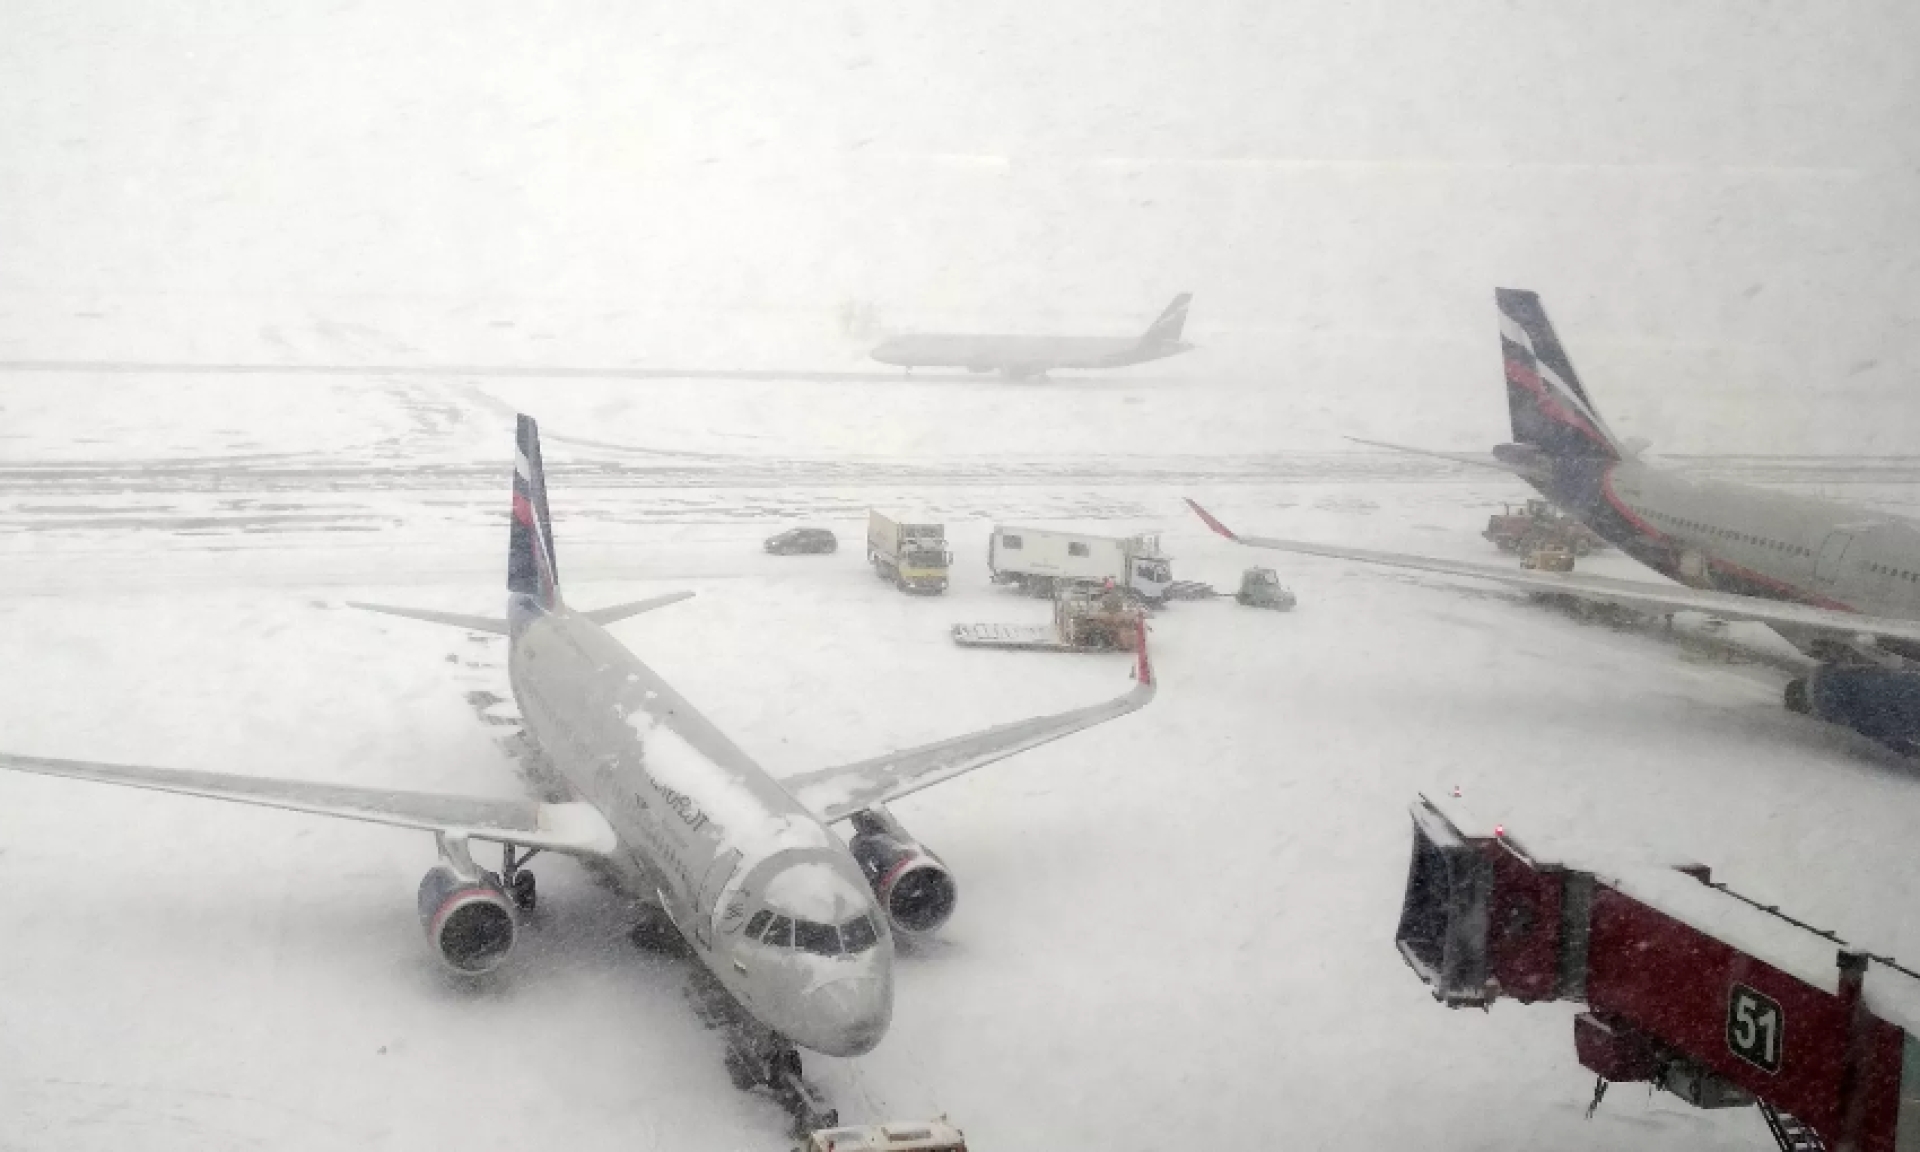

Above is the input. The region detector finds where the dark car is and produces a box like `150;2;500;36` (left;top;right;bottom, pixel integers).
764;527;838;555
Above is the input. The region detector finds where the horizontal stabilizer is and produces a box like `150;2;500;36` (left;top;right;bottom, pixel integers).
348;603;508;634
581;591;696;626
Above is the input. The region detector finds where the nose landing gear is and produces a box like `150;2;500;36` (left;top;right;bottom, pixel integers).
723;1035;838;1134
685;967;839;1134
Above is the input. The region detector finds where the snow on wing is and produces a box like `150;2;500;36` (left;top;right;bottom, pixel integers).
782;675;1156;823
0;753;619;856
1216;532;1920;646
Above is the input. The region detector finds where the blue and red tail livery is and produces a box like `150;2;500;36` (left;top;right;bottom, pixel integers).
1496;288;1622;463
508;414;560;608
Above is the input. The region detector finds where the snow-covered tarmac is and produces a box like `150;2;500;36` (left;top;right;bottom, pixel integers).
3;377;1917;1151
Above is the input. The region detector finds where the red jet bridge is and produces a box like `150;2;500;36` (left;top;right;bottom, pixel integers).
1397;792;1920;1152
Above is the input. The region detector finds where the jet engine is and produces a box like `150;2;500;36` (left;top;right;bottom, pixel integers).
417;863;517;974
1784;665;1920;753
847;808;957;936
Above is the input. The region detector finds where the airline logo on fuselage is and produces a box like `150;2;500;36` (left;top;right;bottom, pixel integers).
593;749;719;899
655;782;711;834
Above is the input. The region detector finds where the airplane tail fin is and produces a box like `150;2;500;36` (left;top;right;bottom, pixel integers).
509;414;561;609
1496;289;1622;463
350;416;700;635
1140;293;1193;346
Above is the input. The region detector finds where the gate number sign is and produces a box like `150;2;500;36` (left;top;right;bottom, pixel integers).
1727;984;1784;1074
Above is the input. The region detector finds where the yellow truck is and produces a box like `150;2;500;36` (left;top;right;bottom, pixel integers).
867;511;951;594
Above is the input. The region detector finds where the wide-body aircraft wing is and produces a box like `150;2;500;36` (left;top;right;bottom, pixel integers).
1346;436;1534;475
783;627;1156;823
1185;499;1920;649
0;753;620;857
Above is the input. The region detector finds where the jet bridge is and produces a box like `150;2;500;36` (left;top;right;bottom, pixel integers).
1396;791;1920;1152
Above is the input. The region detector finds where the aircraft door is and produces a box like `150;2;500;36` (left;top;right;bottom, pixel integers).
694;848;743;951
1815;532;1854;586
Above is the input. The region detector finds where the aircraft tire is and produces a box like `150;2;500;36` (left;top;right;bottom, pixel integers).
509;870;537;912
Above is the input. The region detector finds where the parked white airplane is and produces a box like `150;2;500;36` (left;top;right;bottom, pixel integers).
0;415;1156;1124
1189;288;1920;753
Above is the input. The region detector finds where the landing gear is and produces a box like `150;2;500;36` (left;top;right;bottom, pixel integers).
728;1032;838;1135
508;870;537;911
684;966;839;1134
501;845;541;912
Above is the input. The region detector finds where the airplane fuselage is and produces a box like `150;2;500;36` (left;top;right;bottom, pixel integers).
1533;458;1920;647
869;333;1190;376
506;599;893;1056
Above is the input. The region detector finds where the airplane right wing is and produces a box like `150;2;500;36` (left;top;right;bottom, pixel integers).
782;627;1156;823
1184;499;1920;648
0;753;620;857
1345;437;1533;475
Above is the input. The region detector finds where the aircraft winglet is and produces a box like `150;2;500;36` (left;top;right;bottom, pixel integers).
1183;498;1240;542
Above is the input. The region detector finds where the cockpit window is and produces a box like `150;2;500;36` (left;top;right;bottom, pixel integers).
840;914;879;953
794;919;840;956
753;908;879;955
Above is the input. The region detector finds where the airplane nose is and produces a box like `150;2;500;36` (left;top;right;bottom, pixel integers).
802;977;892;1057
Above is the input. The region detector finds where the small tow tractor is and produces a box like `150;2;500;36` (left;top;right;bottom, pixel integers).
1235;566;1296;610
797;1118;968;1152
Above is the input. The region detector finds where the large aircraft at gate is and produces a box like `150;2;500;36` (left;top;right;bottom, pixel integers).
1190;288;1920;753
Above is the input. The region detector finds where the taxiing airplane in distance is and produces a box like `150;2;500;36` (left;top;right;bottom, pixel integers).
1189;288;1920;754
0;415;1156;1124
870;292;1193;379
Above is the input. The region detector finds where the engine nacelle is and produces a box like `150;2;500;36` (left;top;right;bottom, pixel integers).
417;864;517;974
848;808;958;936
1785;666;1920;753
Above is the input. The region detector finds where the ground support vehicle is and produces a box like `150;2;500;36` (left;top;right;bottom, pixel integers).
1522;544;1577;572
1163;579;1218;600
867;512;950;594
986;525;1172;602
1397;791;1920;1152
1484;498;1605;556
1235;567;1296;610
952;587;1147;653
796;1119;968;1152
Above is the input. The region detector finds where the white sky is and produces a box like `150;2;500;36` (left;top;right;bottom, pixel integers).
1;0;1915;449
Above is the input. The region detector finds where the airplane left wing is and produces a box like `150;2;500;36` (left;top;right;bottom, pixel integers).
0;753;620;857
783;627;1156;823
1184;499;1920;648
